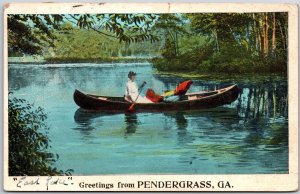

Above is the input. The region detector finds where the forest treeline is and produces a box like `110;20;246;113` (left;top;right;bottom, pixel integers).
8;13;288;73
152;13;288;74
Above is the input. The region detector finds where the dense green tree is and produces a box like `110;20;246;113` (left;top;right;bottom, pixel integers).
8;14;63;55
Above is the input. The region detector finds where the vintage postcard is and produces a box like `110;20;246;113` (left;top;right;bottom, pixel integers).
3;2;298;191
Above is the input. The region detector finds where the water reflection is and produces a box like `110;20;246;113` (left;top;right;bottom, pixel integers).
164;112;192;145
237;83;288;121
73;106;241;141
9;63;288;174
73;103;287;148
73;109;97;136
73;108;118;135
124;114;138;134
74;108;139;135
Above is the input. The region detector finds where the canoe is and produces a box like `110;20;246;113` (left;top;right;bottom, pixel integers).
73;84;240;113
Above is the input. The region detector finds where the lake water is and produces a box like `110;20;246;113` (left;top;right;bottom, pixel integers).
8;62;288;174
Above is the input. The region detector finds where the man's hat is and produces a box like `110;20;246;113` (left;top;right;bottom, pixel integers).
128;71;137;78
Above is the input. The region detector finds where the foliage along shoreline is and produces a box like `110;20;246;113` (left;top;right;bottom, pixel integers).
152;56;287;75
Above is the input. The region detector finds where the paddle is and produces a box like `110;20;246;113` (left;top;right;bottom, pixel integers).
128;81;147;112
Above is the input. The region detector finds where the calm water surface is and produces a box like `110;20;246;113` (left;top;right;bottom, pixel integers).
8;63;288;174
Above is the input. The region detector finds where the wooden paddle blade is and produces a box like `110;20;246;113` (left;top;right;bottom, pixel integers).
128;103;135;111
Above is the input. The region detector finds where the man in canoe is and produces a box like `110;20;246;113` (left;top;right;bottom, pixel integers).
125;71;153;103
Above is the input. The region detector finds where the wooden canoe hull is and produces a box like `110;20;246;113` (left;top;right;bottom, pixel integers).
73;84;240;113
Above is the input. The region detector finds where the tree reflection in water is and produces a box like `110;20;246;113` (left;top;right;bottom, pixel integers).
237;82;288;121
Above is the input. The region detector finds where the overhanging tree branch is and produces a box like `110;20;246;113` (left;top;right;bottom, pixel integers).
67;15;118;39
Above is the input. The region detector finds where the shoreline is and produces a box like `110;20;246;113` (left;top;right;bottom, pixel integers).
8;62;152;67
8;57;152;64
153;70;287;83
8;60;150;65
